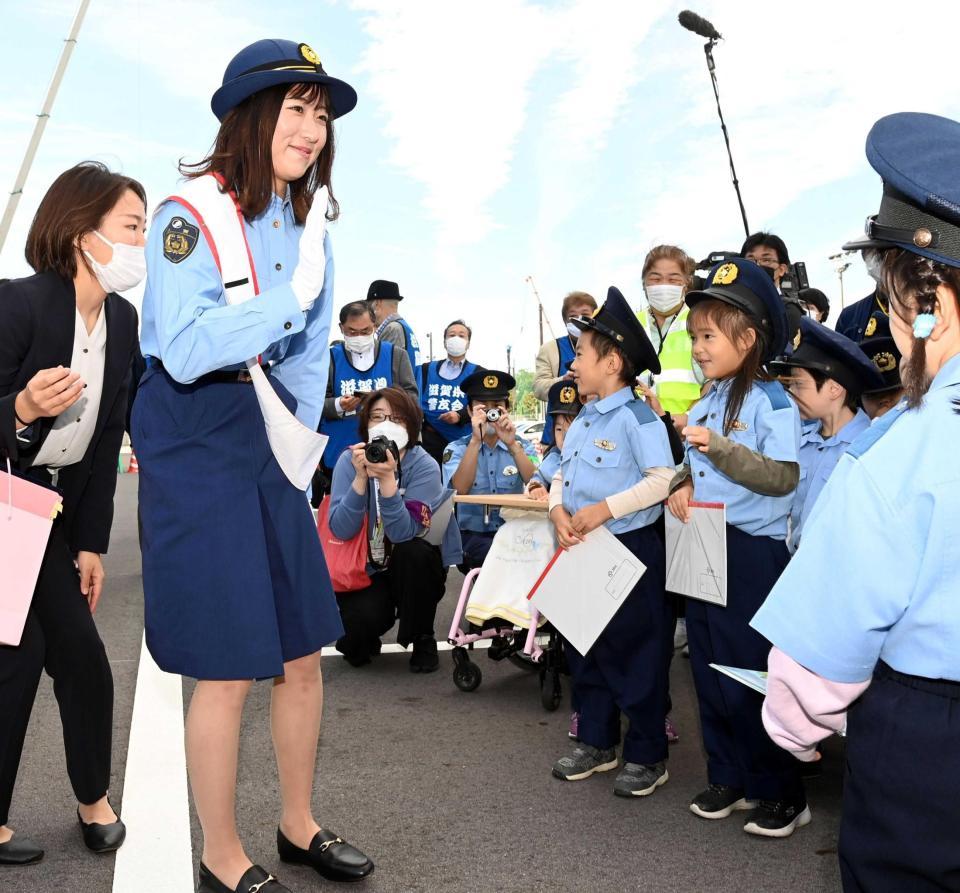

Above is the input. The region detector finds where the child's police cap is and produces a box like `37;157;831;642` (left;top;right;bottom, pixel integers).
546;380;582;417
842;112;960;268
570;286;661;375
858;311;903;394
685;258;788;364
770;317;883;397
461;370;515;401
212;39;358;122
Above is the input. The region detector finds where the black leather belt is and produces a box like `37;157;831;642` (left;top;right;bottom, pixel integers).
153;360;270;385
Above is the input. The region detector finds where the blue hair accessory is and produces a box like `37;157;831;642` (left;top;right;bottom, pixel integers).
913;313;936;338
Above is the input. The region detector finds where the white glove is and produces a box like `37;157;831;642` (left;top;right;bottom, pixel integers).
290;185;329;311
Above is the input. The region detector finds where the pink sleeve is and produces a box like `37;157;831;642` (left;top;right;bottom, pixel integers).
762;647;871;761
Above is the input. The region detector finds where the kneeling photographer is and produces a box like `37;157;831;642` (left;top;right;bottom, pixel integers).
328;388;461;673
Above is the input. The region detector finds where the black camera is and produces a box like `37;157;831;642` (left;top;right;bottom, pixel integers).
485;408;502;422
364;435;400;465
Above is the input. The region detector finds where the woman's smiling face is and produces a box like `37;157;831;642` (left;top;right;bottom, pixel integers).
271;88;328;191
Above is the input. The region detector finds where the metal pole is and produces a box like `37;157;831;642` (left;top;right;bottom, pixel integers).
428;331;434;361
525;276;556;343
0;0;92;255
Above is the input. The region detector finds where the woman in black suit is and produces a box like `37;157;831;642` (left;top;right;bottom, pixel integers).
0;162;143;864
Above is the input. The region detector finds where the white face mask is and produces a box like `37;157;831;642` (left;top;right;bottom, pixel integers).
864;250;882;285
565;321;582;339
367;420;409;451
445;336;468;357
83;230;146;293
344;333;375;353
644;284;685;314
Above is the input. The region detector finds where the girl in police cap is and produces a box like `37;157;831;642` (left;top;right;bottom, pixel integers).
667;258;808;838
754;111;960;892
133;39;372;893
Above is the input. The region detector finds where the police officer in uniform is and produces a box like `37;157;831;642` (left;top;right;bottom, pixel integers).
754;111;960;891
442;370;536;569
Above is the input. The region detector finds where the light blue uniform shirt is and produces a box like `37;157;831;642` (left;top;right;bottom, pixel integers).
686;379;800;539
789;409;871;551
752;353;960;683
532;448;561;491
141;191;334;431
441;435;534;533
559;387;673;534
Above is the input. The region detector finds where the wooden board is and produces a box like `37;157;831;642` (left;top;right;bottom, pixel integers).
454;494;550;512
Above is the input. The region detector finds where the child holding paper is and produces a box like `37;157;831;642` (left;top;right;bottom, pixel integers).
547;286;675;798
666;258;806;838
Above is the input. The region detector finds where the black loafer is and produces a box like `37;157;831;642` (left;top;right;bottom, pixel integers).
277;827;374;882
0;835;44;865
77;807;126;854
199;862;292;893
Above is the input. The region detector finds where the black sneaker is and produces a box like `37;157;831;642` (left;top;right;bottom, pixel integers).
689;783;757;819
409;635;439;673
743;799;812;838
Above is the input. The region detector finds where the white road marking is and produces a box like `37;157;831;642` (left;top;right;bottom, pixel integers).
112;634;193;893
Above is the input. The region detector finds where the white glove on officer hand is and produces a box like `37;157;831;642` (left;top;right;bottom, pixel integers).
290;185;329;312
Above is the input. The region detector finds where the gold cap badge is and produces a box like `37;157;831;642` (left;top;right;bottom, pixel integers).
300;44;321;66
793;330;802;350
483;374;499;389
713;263;739;286
874;351;897;372
865;317;877;337
559;386;576;404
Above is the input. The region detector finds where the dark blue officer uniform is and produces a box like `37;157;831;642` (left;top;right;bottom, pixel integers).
858;311;904;417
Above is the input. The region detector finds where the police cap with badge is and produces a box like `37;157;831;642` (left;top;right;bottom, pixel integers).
212;39;358;121
684;257;789;363
569;286;660;374
858;311;903;395
842;112;960;270
460;370;515;403
546;379;581;417
770;317;884;396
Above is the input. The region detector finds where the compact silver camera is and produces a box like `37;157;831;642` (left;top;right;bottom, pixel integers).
485;408;502;422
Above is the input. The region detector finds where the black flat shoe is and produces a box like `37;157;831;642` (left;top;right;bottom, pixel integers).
77;807;126;854
199;862;292;893
277;827;374;882
409;635;439;673
0;835;44;866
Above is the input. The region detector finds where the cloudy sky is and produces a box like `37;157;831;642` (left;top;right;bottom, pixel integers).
3;0;960;374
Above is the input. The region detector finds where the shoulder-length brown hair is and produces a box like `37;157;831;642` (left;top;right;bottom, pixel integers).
358;387;423;444
25;161;146;280
181;81;338;225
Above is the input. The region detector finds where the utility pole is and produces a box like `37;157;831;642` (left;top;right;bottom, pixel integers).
0;0;92;254
428;331;434;361
506;345;512;377
525;276;554;344
829;252;854;310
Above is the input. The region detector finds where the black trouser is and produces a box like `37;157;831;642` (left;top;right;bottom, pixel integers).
0;526;114;825
336;538;446;658
420;423;449;468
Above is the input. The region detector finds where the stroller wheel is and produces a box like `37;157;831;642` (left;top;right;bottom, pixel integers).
540;671;562;711
453;659;482;692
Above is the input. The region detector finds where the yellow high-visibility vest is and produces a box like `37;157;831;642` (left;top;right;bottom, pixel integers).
638;308;701;414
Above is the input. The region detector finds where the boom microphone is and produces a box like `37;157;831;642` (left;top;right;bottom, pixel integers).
678;10;722;40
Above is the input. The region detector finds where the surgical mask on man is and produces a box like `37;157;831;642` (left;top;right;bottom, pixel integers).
565;321;581;339
83;231;146;293
644;284;685;314
367;420;409;451
864;250;883;284
445;336;468;357
344;334;375;354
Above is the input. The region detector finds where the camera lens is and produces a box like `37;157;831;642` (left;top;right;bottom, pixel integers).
486;408;501;422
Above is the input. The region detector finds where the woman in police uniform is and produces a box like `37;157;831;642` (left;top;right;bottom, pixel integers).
134;40;372;893
754;112;960;892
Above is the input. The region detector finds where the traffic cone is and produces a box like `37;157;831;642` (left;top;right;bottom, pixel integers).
128;452;139;474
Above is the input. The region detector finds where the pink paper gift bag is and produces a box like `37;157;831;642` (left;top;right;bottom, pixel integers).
0;463;62;646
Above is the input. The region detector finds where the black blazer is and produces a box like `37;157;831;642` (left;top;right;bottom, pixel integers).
0;271;138;555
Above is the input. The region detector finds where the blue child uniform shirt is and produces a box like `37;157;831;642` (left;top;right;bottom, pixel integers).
141;190;333;431
789;408;871;551
559;386;673;533
753;353;960;684
532;448;561;491
686;379;800;539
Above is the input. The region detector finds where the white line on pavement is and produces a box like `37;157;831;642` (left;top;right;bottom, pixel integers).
319;638;493;657
112;634;193;893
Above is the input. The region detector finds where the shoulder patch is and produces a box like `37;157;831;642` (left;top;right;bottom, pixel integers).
623;397;660;426
162;217;199;264
755;379;793;412
442;449;453;464
846;403;907;459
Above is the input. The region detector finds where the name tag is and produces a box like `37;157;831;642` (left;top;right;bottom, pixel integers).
593;439;616;451
503;465;518;476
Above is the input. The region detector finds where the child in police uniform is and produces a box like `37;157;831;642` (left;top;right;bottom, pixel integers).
769;318;882;552
858;310;905;419
754;111;960;892
667;258;808;837
547;287;676;797
527;379;582;500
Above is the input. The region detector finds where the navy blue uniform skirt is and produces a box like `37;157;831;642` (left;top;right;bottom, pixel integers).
132;367;344;680
685;525;803;801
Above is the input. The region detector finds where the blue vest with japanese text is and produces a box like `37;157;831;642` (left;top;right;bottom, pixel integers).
420;360;477;443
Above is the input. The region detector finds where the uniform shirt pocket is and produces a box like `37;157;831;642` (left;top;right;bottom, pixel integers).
577;442;623;469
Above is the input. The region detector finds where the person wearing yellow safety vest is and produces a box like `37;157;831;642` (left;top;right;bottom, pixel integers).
637;245;704;430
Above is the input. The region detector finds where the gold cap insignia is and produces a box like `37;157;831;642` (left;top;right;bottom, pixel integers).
731;420;749;432
713;263;739;286
559;386;576;404
865;317;877;337
300;44;321;66
913;227;933;249
591;305;602;318
874;351;897;373
483;374;499;389
793;330;802;350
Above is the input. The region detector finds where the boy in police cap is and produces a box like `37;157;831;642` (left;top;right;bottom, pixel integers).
442;370;537;569
858;310;905;419
527;379;583;499
770;317;883;552
547;286;676;797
